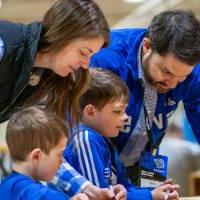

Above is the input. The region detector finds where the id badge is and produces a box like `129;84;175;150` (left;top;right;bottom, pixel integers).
139;151;168;188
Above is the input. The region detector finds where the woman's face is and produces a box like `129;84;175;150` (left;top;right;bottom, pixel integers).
49;37;105;77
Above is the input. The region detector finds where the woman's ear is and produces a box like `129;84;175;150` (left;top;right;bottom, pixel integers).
83;104;96;119
142;38;151;54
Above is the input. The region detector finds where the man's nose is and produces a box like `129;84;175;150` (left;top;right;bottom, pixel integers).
165;77;179;89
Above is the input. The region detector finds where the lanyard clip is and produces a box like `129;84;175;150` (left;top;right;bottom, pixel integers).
152;147;158;156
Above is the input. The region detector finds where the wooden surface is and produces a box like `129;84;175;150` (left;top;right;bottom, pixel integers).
189;170;200;196
180;197;200;200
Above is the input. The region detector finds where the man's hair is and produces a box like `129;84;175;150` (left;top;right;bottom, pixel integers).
148;10;200;65
79;68;129;111
6;106;68;161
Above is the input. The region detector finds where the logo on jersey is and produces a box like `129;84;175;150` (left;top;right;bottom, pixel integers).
167;98;176;106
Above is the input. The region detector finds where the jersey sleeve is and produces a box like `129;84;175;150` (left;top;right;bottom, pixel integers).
183;65;200;144
17;182;70;200
90;47;122;76
64;131;111;188
50;160;90;197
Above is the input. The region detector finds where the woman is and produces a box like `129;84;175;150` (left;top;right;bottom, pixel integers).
0;0;110;127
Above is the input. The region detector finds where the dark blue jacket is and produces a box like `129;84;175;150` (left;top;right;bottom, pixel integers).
0;21;42;122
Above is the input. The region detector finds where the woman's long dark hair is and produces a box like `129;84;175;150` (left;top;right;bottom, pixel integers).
27;68;89;129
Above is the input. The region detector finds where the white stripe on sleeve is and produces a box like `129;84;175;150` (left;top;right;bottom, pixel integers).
84;130;100;187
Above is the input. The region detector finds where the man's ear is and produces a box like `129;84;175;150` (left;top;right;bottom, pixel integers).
142;38;151;54
29;148;42;163
83;104;96;119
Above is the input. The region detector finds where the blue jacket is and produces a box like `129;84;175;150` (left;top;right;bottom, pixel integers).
90;28;200;165
64;124;153;200
0;172;69;200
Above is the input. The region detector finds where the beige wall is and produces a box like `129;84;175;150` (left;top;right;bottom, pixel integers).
0;122;8;151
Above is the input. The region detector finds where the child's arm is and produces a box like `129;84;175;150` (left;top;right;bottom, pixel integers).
50;158;115;199
63;132;111;188
51;160;91;196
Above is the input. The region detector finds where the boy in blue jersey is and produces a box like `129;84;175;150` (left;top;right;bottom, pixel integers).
64;68;179;200
0;106;88;200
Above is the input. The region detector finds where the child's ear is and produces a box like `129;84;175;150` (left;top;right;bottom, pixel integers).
29;148;42;162
83;104;96;118
142;38;151;54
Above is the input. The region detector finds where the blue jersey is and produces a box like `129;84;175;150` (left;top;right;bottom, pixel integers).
0;172;69;200
64;124;152;200
90;28;200;166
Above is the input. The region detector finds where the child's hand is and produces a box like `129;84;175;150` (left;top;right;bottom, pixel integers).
83;183;116;200
151;183;180;200
112;184;127;200
70;193;89;200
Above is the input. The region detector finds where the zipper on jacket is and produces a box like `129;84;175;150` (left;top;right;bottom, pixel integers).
0;81;29;116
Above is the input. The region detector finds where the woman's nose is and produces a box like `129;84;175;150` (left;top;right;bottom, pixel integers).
80;64;88;69
178;76;186;83
164;77;178;89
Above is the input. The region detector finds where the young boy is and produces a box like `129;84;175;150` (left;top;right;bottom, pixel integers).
64;68;179;200
0;106;88;200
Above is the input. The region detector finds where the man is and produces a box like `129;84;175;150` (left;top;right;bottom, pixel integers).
55;10;200;199
90;9;200;184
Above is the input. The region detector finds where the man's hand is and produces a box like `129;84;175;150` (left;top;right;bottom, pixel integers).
83;183;115;200
151;183;180;200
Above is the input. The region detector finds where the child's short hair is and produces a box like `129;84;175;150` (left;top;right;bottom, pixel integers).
6;106;68;161
80;68;129;111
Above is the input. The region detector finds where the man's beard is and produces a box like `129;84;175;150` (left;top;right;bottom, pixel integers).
142;54;170;93
142;52;155;86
